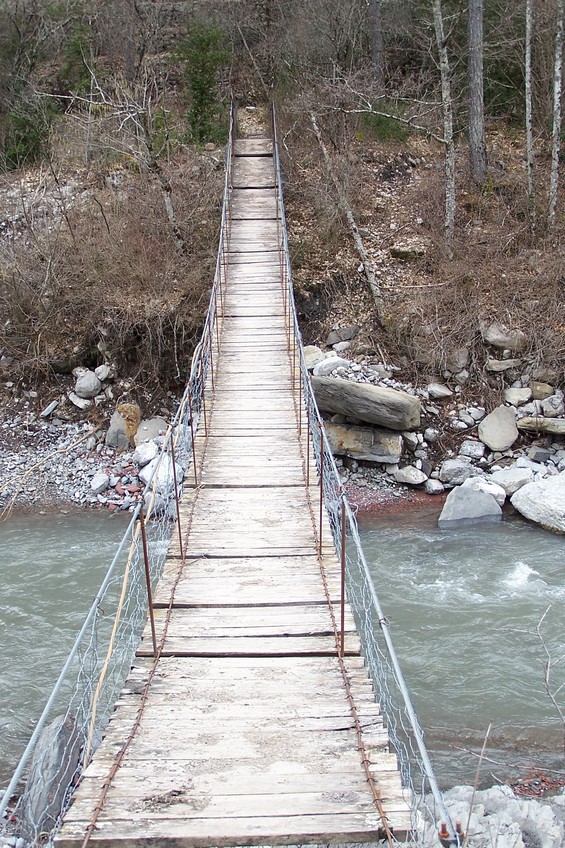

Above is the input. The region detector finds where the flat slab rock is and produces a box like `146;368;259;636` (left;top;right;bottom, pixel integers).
324;421;402;464
312;376;421;431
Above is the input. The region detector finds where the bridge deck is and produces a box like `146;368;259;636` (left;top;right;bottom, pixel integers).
56;138;411;848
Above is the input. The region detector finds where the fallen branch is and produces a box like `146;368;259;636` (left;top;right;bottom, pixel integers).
309;112;384;322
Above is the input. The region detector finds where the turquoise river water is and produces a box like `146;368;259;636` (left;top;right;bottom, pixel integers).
0;507;563;789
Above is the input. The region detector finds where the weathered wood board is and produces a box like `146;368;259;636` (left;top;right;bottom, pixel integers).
56;136;411;848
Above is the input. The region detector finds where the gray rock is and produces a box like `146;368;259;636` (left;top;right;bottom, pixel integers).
105;410;129;451
94;363;111;382
402;431;419;451
467;406;486;422
324;421;402;464
425;479;445;495
132;440;159;467
427;382;453;399
531;380;554;400
390;236;429;259
478;406;518;451
75;370;102;399
90;472;109;494
423;427;440;443
312;357;351;377
67;391;92;411
527;446;552;463
40;400;59;418
517;416;565;436
325;326;358;346
459;439;485;459
332;340;351;353
312;376;421;431
490;466;534;495
438;485;502;528
481;321;528;352
303;345;326;370
446;347;469;373
393;466;427;486
134;417;168;445
461;475;507;506
438;457;479;486
541;394;565;418
454;369;469;385
511;471;565;534
504;387;532;406
486;357;522;372
18;714;82;842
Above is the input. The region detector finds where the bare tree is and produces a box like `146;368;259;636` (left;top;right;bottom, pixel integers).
468;0;487;184
525;0;536;234
432;0;456;255
368;0;385;94
548;0;564;233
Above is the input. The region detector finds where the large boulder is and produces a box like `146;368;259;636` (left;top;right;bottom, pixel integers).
75;370;102;399
510;471;565;534
312;376;421;431
438;486;502;529
461;475;507;506
105;410;130;451
312;357;350;377
135;416;168;445
478;406;518;451
324;421;402;464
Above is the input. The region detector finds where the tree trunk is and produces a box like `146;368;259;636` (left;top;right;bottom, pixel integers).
368;0;385;95
432;0;456;255
310;112;384;320
525;0;536;234
468;0;487;184
548;0;564;233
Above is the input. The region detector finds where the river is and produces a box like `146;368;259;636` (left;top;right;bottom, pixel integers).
1;507;563;790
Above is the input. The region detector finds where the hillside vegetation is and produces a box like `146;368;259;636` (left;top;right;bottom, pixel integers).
0;0;564;418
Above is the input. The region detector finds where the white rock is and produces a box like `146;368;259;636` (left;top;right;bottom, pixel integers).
139;454;184;495
393;466;427;486
94;364;111;382
461;475;507;506
438;486;502;528
490;466;534;495
303;345;326;370
459;439;485;459
312;357;351;377
511;470;565;534
478;405;519;451
427;382;453;399
67;391;92;411
504;387;532;406
90;473;109;495
132;441;159;467
75;370;102;399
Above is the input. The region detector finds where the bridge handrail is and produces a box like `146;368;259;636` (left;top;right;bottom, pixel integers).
271;101;457;847
0;102;237;843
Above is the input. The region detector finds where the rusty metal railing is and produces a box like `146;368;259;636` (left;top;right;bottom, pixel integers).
271;101;459;847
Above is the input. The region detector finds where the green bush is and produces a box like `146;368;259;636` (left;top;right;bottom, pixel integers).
357;109;409;143
177;22;229;145
3;97;58;170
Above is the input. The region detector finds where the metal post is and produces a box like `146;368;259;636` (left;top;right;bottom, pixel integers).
306;403;310;486
340;489;346;657
318;450;324;556
208;329;215;391
298;366;302;437
188;391;198;487
139;509;158;658
169;436;184;560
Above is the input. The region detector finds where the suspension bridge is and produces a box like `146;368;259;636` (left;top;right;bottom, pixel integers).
0;108;458;848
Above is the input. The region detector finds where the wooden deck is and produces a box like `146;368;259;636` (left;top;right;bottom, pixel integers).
56;138;411;848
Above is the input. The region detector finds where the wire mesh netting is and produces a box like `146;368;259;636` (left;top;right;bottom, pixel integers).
0;106;235;848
